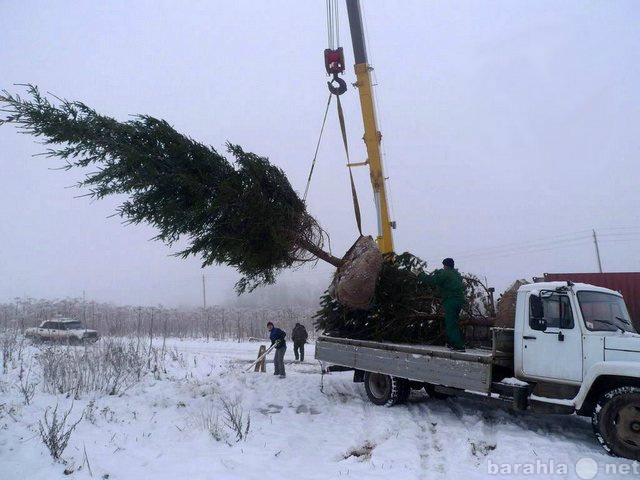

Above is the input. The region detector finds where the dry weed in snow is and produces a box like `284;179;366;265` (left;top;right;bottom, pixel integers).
38;403;83;461
37;338;164;397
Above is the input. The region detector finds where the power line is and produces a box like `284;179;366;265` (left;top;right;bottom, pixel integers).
450;239;593;262
599;238;640;243
451;229;593;258
597;226;640;232
430;226;640;264
438;226;640;260
598;232;640;238
453;234;593;260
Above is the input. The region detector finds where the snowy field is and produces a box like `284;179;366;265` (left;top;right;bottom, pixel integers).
0;337;637;480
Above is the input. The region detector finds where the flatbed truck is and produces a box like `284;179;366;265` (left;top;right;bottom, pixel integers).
316;281;640;460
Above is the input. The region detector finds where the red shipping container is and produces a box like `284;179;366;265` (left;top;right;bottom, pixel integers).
543;272;640;331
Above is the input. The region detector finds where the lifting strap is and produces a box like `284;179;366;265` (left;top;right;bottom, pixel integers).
336;95;363;236
303;93;333;203
304;0;362;236
303;93;364;238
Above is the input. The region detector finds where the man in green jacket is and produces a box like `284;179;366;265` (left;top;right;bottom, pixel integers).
417;258;466;351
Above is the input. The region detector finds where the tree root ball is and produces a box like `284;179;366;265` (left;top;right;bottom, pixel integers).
329;236;383;310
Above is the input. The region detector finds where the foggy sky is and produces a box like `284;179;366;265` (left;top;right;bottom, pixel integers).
1;1;639;308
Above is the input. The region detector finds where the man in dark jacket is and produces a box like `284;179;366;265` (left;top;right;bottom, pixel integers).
267;322;287;378
291;322;308;362
417;258;466;351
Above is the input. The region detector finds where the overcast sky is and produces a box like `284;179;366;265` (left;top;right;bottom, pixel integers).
1;1;639;308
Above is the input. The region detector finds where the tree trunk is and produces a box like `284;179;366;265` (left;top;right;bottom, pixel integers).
296;239;344;268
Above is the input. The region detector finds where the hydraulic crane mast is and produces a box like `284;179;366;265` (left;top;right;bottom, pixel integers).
345;0;394;254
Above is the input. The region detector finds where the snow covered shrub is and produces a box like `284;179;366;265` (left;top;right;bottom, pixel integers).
147;346;167;380
199;401;225;442
37;338;155;396
99;406;116;423
222;396;250;442
1;329;20;374
343;441;375;461
84;400;97;425
0;403;18;420
17;358;37;405
169;346;186;368
198;396;251;443
38;403;83;461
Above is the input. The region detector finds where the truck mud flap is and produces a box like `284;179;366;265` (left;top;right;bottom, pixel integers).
529;399;574;415
325;365;354;373
492;382;530;410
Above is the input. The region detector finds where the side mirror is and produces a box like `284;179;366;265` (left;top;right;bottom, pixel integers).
530;294;544;319
531;317;548;332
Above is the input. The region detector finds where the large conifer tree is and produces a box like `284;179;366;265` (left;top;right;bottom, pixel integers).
0;85;340;293
1;86;492;343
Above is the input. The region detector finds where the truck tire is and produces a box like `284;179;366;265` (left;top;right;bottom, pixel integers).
592;386;640;460
363;372;409;407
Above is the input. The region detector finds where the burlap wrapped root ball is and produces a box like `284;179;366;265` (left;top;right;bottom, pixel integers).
329;236;383;310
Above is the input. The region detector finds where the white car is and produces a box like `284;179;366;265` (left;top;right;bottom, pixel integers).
25;318;99;345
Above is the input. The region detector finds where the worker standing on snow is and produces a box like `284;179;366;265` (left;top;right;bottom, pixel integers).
417;258;466;351
267;322;287;378
291;322;308;362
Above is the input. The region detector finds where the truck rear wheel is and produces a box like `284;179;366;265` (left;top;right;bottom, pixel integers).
363;372;409;407
592;386;640;460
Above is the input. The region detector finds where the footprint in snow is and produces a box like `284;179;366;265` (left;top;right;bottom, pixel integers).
295;404;321;415
342;441;375;461
258;404;283;415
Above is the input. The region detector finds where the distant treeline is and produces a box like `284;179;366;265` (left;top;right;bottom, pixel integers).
0;297;317;341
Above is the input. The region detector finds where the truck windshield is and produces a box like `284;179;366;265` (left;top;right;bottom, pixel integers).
577;291;637;333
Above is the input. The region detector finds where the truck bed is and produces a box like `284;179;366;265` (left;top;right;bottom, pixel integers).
315;336;497;393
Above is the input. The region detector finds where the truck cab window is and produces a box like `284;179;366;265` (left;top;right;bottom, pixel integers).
530;293;574;329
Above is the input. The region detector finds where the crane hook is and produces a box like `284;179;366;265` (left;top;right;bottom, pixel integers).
324;48;347;96
328;74;347;96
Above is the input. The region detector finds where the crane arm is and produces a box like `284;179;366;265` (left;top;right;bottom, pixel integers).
345;0;394;254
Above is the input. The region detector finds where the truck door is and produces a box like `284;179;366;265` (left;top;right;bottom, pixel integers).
522;292;583;383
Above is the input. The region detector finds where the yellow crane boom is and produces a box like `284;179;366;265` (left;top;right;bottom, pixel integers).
345;0;395;254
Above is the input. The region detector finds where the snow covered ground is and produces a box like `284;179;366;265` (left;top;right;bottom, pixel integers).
0;338;636;480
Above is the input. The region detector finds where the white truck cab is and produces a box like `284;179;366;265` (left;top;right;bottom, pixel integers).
516;282;639;385
515;282;640;459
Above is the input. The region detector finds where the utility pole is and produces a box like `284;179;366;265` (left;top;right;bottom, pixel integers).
202;274;207;310
202;274;210;341
592;229;603;273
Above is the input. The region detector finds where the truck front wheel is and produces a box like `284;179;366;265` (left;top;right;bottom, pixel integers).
363;372;409;407
592;386;640;460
